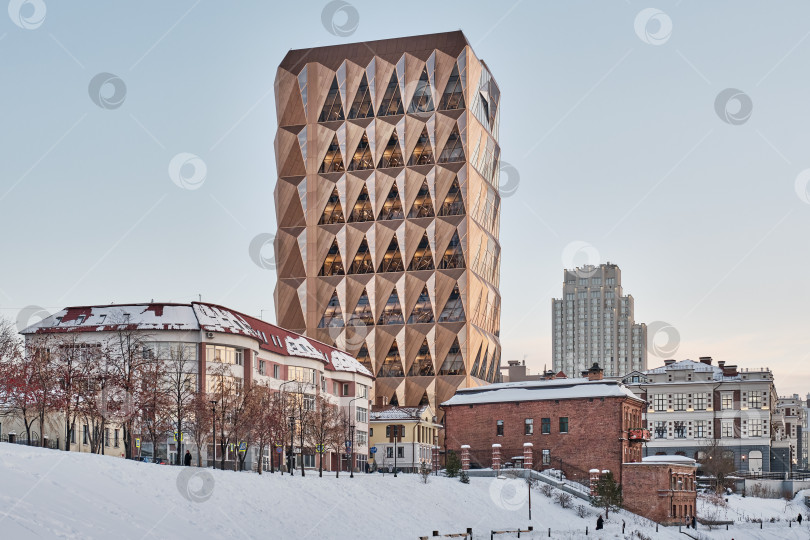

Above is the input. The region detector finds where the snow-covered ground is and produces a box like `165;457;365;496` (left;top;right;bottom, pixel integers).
0;443;808;539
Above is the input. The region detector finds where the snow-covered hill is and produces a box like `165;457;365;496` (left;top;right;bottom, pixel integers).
0;444;806;539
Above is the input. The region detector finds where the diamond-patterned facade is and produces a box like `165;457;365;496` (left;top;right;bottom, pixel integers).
274;31;502;409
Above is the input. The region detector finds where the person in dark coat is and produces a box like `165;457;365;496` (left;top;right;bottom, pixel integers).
184;450;192;466
596;515;604;530
798;513;803;524
692;516;697;529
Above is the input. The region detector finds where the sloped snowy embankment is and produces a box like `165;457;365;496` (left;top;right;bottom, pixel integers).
0;444;805;539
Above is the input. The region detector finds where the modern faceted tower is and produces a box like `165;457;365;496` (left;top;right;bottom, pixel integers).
273;31;502;409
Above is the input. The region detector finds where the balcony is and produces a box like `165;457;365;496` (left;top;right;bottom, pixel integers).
628;429;651;442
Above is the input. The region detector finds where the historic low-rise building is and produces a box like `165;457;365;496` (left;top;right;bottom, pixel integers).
441;364;646;484
13;302;373;471
623;455;697;526
619;357;781;473
368;404;441;473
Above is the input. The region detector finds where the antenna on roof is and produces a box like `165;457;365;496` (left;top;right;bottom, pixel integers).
198;294;202;302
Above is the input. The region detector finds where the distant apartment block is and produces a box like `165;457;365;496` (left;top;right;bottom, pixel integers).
552;263;647;378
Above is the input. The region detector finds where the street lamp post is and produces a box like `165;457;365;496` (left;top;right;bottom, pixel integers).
349;423;356;478
210;400;217;469
289;414;295;476
394;425;399;478
347;396;363;478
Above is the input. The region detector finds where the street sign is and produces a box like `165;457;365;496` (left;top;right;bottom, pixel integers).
316;444;325;453
369;446;377;454
135;438;140;448
173;432;184;442
238;442;247;452
276;447;283;453
345;441;352;449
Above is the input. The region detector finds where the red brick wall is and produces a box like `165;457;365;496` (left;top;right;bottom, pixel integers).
443;397;643;483
623;463;697;525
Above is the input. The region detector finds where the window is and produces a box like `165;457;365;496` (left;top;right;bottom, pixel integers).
357;384;368;399
749;419;763;437
674;421;686;438
356;430;368;446
303;395;315;411
559;417;569;433
82;425;88;445
524;419;533;435
333;382;338;395
653;394;666;411
722;421;733;438
721;393;733;410
673;394;686;411
273;364;280;379
654;421;666;439
694;420;707;438
693;393;708;410
288;366;317;385
542;449;551;466
342;383;349;396
496;420;504;436
105;428;110;447
303;454;315;468
541;418;551;434
749;393;762;409
356;407;368;424
369;428;373;437
386;447;393;458
258;360;266;376
206;345;244;366
70;428;76;444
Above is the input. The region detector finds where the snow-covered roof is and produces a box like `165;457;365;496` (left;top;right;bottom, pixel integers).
633;455;697;466
20;304;201;334
441;378;644;407
370;405;431;421
20;302;372;379
645;359;719;375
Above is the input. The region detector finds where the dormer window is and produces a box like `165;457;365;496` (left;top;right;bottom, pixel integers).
76;315;86;325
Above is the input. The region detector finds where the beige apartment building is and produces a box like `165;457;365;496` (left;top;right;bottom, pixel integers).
273;31;502;409
552;263;647;378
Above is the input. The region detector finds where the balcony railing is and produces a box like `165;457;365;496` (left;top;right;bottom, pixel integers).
628;428;651;441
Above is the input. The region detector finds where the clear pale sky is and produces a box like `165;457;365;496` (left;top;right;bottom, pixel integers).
1;1;808;395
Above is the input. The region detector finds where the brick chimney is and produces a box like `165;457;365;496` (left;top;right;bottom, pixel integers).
718;360;725;370
722;364;738;377
582;362;604;381
664;359;676;366
699;356;713;365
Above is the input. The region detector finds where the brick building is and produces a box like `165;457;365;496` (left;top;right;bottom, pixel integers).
441;365;646;483
623;456;697;525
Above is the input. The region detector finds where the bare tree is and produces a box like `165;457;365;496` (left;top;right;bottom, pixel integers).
252;383;286;475
329;408;353;478
0;343;40;444
138;354;171;461
207;362;241;470
308;393;341;477
164;343;197;464
698;437;736;493
106;316;154;459
188;391;213;467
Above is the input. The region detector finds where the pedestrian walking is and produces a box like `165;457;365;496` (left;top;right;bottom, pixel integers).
798;513;803;525
596;515;604;530
184;450;192;466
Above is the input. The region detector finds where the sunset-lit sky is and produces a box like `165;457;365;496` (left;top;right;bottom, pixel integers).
1;1;809;394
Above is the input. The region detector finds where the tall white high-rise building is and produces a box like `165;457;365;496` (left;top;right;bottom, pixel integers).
552;263;647;377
